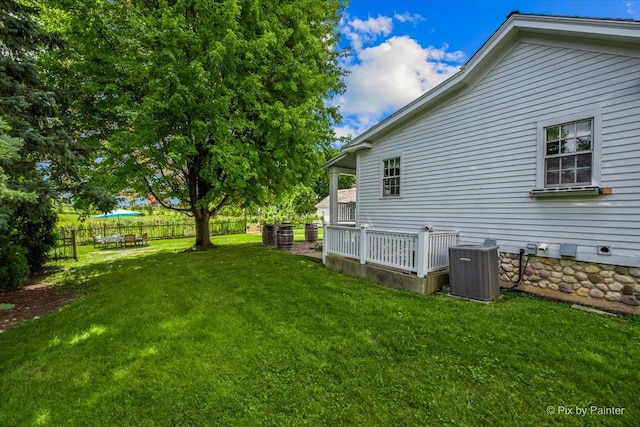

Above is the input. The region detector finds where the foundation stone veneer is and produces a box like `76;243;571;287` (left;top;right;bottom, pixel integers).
500;254;640;307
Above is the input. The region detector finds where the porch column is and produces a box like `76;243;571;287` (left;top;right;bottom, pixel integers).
329;167;339;225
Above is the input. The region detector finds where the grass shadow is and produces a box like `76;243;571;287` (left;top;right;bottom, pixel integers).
47;236;266;291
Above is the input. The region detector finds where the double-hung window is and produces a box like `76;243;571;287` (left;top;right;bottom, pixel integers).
544;119;593;187
382;157;401;197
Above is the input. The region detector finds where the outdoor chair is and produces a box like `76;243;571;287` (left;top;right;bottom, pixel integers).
93;235;104;248
135;233;148;246
124;234;136;247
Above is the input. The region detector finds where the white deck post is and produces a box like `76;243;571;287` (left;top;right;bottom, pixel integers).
417;230;428;278
329;168;339;225
359;225;368;264
322;224;328;264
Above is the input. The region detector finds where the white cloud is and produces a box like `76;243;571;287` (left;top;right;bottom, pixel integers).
625;1;637;15
333;123;362;140
341;14;393;53
394;12;425;25
333;114;381;140
349;16;393;35
334;15;466;139
340;36;462;116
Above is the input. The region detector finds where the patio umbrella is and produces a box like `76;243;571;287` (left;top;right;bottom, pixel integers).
94;209;143;219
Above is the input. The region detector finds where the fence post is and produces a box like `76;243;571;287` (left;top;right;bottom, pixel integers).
71;227;78;261
417;230;427;278
359;225;367;265
243;210;247;233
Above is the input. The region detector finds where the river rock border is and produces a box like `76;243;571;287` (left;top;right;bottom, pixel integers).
500;253;640;306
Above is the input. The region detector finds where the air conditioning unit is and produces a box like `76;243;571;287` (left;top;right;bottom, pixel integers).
448;245;500;301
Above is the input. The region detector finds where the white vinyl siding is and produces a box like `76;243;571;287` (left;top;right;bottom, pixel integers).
355;39;640;266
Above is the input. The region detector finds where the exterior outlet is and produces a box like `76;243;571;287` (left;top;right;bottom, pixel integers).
597;245;612;256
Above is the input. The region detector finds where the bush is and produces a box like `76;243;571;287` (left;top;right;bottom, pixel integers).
12;192;57;272
0;236;29;289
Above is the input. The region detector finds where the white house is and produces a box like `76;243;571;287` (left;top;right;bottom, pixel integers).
323;13;640;310
315;186;357;223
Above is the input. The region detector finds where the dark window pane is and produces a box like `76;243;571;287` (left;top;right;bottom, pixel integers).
561;155;576;170
576;168;591;184
561;170;575;184
577;153;592;168
546;158;560;171
546;142;559;155
546;171;559;185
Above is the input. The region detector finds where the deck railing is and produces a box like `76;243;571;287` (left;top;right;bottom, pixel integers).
337;202;356;223
323;225;360;259
424;231;459;273
323;225;458;278
366;229;419;272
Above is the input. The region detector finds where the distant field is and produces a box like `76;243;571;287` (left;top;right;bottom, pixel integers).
56;209;188;227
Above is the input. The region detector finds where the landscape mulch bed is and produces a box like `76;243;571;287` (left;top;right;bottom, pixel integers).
0;283;75;331
288;241;322;258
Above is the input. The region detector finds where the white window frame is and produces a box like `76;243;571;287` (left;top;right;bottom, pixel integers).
535;109;602;190
381;156;402;198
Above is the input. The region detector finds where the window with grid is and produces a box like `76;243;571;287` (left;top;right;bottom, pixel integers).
382;157;400;197
544;119;593;187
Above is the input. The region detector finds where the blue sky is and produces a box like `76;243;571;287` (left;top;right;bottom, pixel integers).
333;0;638;138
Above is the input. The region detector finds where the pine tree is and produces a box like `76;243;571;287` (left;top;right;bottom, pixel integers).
0;0;62;282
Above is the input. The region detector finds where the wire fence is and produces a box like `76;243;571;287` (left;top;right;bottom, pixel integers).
64;218;247;246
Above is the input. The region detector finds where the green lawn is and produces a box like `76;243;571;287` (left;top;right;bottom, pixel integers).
1;235;639;426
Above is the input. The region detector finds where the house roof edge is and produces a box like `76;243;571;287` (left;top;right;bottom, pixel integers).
341;13;640;151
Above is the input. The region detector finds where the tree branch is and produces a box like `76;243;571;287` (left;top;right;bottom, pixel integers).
209;193;229;216
144;179;192;214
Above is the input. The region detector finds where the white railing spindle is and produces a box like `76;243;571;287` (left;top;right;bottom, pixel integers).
337;202;356;223
324;225;458;276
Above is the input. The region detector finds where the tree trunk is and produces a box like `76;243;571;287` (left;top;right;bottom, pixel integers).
194;211;214;249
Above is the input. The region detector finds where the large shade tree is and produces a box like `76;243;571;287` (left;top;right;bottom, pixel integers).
44;0;346;248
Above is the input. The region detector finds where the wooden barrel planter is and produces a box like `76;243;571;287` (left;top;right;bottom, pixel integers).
272;225;279;248
304;223;318;243
276;225;294;250
262;224;277;246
